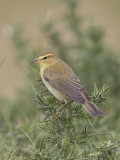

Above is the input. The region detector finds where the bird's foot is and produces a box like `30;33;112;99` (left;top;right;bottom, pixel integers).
56;100;73;116
56;112;62;118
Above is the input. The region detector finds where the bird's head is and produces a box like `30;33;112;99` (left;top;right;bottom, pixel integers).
32;51;58;69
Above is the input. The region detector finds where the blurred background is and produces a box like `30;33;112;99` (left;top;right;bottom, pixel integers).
0;0;120;98
0;0;120;159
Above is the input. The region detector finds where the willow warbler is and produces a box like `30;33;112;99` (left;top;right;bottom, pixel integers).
32;51;106;118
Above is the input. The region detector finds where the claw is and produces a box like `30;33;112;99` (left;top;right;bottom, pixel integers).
56;100;73;117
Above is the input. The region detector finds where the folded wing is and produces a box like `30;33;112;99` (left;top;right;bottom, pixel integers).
43;67;90;104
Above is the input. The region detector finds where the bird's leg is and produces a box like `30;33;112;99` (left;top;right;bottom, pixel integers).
63;100;73;114
56;100;73;117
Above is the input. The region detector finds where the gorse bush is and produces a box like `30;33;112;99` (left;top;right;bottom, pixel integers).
30;67;113;160
0;0;120;159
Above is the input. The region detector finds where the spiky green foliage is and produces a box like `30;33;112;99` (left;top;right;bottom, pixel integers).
29;67;114;160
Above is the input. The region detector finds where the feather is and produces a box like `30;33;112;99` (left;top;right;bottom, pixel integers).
39;55;106;118
43;59;89;104
83;102;106;117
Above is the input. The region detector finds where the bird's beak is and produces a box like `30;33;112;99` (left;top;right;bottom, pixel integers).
31;58;39;63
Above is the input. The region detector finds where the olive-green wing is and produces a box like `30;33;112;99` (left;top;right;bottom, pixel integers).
43;69;90;104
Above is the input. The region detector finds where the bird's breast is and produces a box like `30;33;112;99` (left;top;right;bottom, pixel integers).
40;70;68;103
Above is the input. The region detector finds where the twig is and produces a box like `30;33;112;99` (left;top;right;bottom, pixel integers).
0;58;5;68
16;125;36;150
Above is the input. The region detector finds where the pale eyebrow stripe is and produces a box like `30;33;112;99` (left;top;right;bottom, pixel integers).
39;54;53;59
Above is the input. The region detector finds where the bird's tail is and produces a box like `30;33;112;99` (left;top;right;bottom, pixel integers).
82;101;106;118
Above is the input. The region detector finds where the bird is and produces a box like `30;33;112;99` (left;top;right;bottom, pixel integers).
32;51;106;118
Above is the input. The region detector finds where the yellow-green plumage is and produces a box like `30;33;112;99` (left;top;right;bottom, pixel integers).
33;51;106;118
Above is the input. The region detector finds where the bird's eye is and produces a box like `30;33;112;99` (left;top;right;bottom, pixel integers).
43;56;47;60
